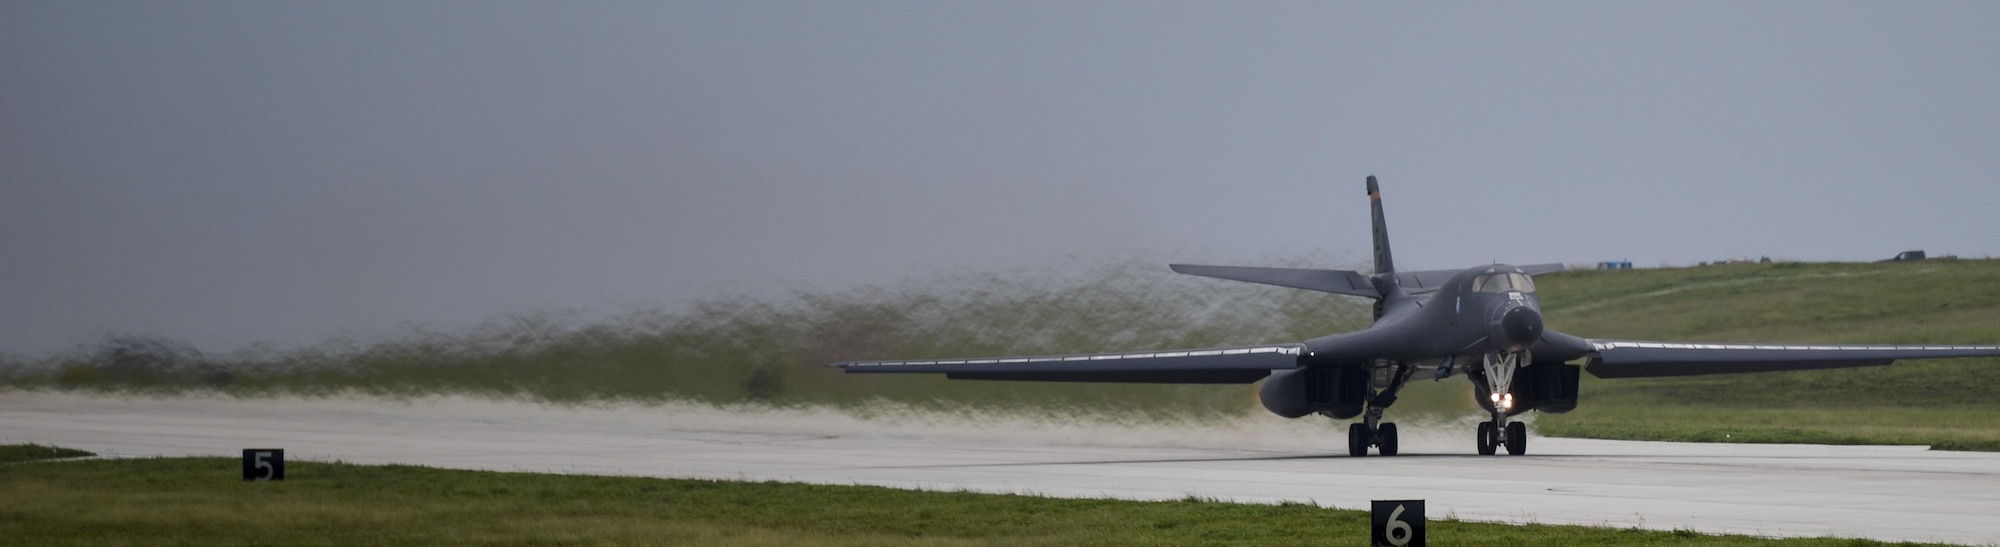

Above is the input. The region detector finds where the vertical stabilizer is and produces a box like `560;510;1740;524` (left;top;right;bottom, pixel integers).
1367;176;1395;275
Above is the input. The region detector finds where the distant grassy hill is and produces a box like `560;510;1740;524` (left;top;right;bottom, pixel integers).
5;258;1998;448
1543;260;2000;350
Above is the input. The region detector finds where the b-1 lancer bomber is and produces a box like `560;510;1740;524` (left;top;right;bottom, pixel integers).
832;176;2000;456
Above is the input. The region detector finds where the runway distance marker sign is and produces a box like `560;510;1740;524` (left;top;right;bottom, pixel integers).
1371;499;1424;546
242;449;284;481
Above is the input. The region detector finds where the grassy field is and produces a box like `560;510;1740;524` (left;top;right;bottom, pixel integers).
1535;260;2000;450
0;450;1945;546
3;258;1999;448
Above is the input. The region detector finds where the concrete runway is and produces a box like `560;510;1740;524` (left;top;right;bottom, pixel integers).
4;392;1998;545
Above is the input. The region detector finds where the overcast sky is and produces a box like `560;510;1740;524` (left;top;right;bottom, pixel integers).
4;2;1997;355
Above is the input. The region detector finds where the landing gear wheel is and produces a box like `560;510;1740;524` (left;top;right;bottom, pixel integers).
1506;421;1528;456
1476;421;1497;456
1378;423;1399;456
1348;423;1370;457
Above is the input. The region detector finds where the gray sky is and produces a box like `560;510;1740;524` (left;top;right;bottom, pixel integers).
5;2;1998;355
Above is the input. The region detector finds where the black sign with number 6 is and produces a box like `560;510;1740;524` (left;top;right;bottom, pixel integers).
1371;499;1424;546
242;449;284;481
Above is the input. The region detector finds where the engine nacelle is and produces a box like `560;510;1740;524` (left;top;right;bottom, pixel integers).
1259;365;1368;419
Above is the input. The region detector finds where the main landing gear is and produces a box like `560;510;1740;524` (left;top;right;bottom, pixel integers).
1474;350;1529;456
1348;421;1398;456
1345;352;1535;457
1475;420;1527;456
1348;360;1413;457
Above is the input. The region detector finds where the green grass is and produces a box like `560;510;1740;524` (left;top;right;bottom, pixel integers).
4;258;2000;448
1534;260;2000;449
0;455;1945;546
1540;260;2000;347
0;444;93;463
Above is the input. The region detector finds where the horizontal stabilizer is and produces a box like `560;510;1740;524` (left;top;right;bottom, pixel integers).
1392;269;1455;293
832;344;1304;384
1168;264;1380;298
1585;340;2000;378
1514;263;1570;276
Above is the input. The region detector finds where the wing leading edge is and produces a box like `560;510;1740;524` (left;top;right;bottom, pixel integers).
832;344;1305;384
1585;340;2000;378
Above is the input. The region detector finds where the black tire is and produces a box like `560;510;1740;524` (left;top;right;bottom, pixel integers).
1378;423;1399;456
1506;421;1528;456
1476;421;1497;455
1348;423;1370;457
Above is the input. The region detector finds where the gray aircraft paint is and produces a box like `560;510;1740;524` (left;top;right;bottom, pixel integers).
835;177;2000;456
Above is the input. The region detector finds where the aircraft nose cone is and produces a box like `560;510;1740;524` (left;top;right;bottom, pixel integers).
1494;306;1544;351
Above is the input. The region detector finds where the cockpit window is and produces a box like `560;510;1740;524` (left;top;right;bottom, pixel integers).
1475;272;1536;293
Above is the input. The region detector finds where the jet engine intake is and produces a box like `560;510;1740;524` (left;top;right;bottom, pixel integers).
1515;361;1580;414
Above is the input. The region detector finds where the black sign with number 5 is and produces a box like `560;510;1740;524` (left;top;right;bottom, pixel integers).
1371;499;1424;546
242;449;285;481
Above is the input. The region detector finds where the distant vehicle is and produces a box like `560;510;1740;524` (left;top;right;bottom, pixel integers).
834;177;2000;457
1881;250;1927;262
1596;261;1632;270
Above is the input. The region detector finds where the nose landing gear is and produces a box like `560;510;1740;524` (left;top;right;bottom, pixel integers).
1474;351;1530;456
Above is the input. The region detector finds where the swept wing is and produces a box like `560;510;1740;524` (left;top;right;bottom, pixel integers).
832;344;1305;383
1585;340;2000;378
